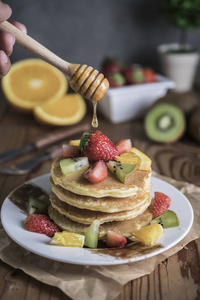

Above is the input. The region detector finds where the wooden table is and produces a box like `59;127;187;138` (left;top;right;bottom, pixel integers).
0;90;200;300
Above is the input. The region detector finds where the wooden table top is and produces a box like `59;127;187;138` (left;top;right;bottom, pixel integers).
0;90;200;300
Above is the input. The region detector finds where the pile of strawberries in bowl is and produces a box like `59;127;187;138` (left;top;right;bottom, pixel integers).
101;57;157;88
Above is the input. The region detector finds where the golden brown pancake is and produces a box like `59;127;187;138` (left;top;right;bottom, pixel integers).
50;177;152;213
48;205;154;238
49;191;152;224
51;156;151;198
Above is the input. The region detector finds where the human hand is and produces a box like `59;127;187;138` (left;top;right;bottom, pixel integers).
0;1;27;77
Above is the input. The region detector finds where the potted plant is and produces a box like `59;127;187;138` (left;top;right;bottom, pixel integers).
157;0;200;92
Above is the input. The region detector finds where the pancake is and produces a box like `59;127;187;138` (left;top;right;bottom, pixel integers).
49;191;152;224
51;156;151;198
48;205;154;238
50;177;152;213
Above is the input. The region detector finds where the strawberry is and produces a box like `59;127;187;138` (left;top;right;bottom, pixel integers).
115;139;132;155
106;72;126;88
152;192;171;218
101;57;124;75
79;131;119;162
143;68;156;83
84;160;108;183
62;144;79;158
124;66;144;85
24;214;61;237
106;230;127;248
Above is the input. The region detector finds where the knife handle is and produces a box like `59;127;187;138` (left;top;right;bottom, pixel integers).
35;123;90;149
0;143;36;164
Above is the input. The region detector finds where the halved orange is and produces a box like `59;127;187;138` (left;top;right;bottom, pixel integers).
33;93;86;126
115;147;152;170
1;58;68;112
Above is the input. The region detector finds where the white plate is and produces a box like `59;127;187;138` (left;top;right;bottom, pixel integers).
1;174;193;266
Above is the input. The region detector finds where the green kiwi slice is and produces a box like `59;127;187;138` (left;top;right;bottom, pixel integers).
107;161;136;183
144;103;186;143
60;157;89;175
28;196;48;215
84;220;100;248
150;210;179;228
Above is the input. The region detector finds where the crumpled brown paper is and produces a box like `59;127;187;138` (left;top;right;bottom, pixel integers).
0;171;199;300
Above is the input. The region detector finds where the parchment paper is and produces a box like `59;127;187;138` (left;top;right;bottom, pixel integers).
0;171;199;300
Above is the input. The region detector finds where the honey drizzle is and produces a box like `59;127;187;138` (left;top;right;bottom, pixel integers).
92;101;98;128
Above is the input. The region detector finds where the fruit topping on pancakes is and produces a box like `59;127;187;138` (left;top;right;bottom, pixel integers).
152;192;171;218
79;130;119;162
106;231;127;248
50;231;85;247
132;224;163;247
107;161;136;183
84;161;108;184
114;139;132;155
24;214;61;237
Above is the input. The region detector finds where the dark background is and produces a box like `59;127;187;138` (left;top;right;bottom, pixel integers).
5;0;200;74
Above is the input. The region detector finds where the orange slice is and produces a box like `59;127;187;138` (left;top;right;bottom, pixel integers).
33;93;86;126
50;231;85;247
1;59;68;112
132;224;163;246
115;147;152;170
69;139;81;146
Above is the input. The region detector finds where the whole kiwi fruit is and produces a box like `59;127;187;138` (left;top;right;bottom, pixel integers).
144;103;186;143
188;106;200;143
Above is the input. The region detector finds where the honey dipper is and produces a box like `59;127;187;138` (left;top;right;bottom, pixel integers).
0;21;109;102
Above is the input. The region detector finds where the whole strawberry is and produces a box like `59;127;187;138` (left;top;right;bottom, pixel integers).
101;57;124;75
24;214;61;237
106;72;126;88
143;68;156;83
124;66;144;85
152;192;171;218
79;131;119;162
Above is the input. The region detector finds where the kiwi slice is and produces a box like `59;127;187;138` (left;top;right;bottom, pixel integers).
28;196;48;215
107;161;136;183
60;157;89;176
84;220;100;249
144;103;186;143
150;210;179;228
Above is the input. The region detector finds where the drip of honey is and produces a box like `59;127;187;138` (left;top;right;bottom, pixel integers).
92;101;98;128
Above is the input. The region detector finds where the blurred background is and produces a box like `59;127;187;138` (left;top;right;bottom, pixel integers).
6;0;200;73
1;0;200;146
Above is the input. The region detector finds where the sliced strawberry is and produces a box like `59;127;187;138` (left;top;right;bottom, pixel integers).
24;214;61;237
62;144;79;158
84;161;108;183
152;192;171;218
106;230;127;248
115;139;132;155
80;130;119;162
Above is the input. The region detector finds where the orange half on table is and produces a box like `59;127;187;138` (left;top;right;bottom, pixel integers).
1;58;68;112
34;93;87;126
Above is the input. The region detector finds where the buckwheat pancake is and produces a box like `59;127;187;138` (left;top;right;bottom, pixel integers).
49;191;152;224
51;156;151;198
50;177;152;213
48;205;154;238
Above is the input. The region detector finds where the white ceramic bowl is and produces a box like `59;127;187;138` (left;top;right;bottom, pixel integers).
97;74;175;123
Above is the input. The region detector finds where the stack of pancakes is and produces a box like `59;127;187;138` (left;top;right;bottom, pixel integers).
48;156;153;238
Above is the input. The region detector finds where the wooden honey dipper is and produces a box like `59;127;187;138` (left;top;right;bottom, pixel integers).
0;21;109;102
